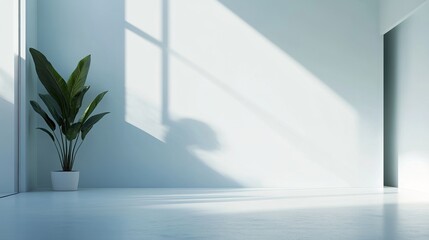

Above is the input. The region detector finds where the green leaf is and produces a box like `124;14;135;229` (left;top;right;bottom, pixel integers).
30;100;56;131
29;48;70;115
81;112;109;140
70;86;90;122
61;119;71;136
65;122;82;141
72;86;90;110
37;128;55;142
39;94;62;125
79;91;108;123
67;55;91;98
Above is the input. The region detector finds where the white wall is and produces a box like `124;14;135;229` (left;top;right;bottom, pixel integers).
385;3;429;193
35;0;383;188
380;0;427;34
0;0;17;195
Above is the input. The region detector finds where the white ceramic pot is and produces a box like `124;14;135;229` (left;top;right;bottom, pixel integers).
51;171;80;191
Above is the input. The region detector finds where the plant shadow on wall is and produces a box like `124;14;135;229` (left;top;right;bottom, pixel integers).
158;119;234;187
116;119;239;187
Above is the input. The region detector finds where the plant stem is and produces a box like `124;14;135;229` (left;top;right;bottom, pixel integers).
68;140;73;170
75;140;84;162
59;130;66;167
53;137;63;169
53;131;64;169
64;134;69;170
71;133;80;165
53;140;63;169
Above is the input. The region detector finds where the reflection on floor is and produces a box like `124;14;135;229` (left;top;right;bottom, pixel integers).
1;188;429;240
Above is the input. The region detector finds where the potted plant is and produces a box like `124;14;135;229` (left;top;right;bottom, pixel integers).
29;48;109;191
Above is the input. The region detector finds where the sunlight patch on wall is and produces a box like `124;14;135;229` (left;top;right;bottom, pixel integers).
168;0;359;187
124;0;166;141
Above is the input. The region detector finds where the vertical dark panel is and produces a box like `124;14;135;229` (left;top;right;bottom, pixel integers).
384;29;398;187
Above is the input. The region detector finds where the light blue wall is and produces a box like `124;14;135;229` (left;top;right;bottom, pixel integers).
35;0;383;188
385;3;429;192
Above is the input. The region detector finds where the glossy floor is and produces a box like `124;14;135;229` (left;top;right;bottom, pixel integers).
1;188;429;240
